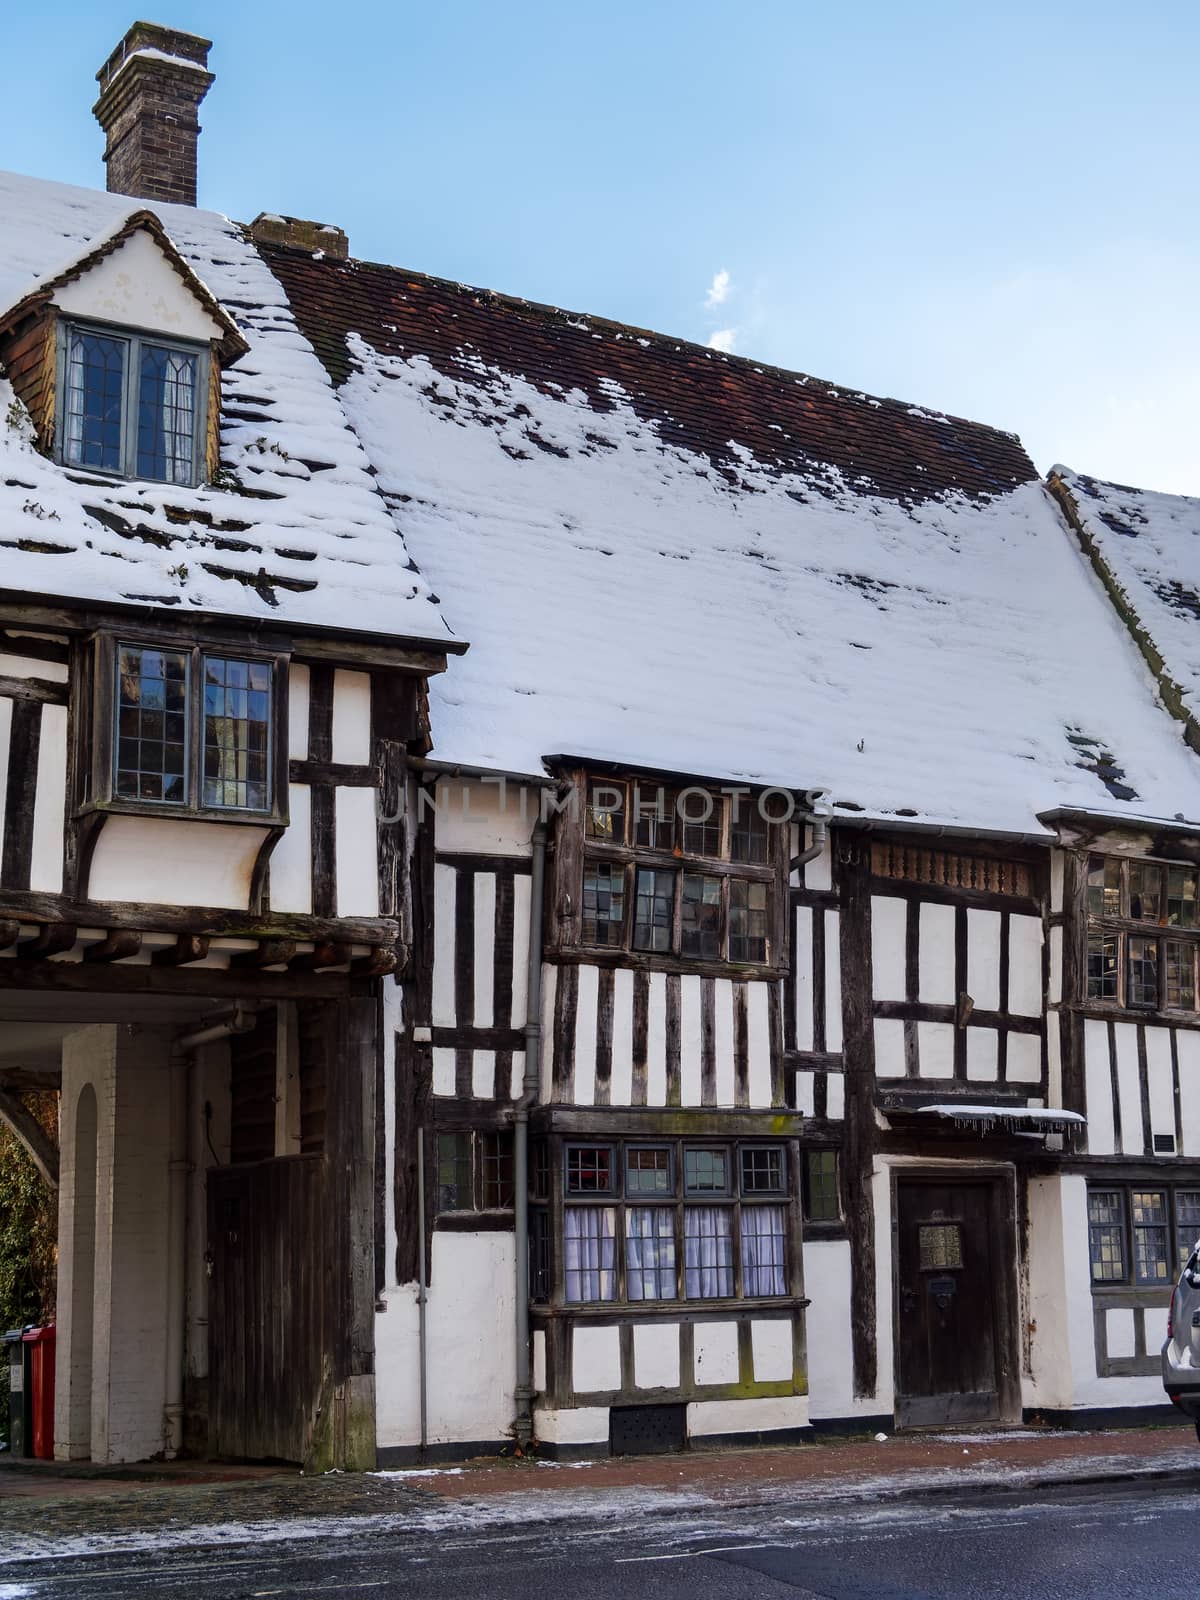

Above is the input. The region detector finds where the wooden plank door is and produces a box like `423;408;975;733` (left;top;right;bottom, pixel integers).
207;1155;327;1462
895;1179;1003;1427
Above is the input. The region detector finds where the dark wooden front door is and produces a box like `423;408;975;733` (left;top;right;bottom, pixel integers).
207;1155;328;1462
895;1178;1010;1427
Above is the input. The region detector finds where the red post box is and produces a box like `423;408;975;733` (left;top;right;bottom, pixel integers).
22;1325;55;1460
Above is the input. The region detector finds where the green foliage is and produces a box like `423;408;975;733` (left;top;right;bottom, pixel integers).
0;1094;57;1447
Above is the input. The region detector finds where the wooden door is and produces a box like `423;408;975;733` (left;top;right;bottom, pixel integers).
207;1155;328;1462
895;1179;1005;1427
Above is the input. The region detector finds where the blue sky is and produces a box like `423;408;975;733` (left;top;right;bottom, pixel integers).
3;1;1198;491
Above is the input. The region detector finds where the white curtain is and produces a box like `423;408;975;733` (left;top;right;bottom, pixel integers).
564;1206;616;1302
159;349;196;484
684;1206;733;1298
741;1204;787;1297
64;332;88;464
626;1207;675;1300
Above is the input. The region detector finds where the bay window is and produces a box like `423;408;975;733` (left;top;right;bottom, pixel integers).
1084;854;1200;1013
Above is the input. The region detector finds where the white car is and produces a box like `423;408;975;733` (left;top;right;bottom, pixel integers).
1163;1243;1200;1439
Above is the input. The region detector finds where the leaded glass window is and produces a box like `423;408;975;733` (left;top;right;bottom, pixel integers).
582;862;625;946
1131;1190;1171;1283
202;655;271;810
802;1150;840;1223
1129;862;1164;923
1176;1191;1200;1270
730;802;768;864
136;344;198;483
115;644;188;802
1085;855;1200;1014
680;872;721;958
1166;941;1196;1011
1087;856;1122;917
436;1132;472;1213
1088;1189;1126;1283
64;329;125;472
632;867;673;952
1128;936;1159;1008
1087;933;1119;1000
729;878;769;962
1168;867;1199;929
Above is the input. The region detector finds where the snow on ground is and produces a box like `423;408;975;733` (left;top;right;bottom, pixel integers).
340;338;1200;833
0;170;450;644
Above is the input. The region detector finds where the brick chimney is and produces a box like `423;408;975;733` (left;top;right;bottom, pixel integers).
93;22;214;206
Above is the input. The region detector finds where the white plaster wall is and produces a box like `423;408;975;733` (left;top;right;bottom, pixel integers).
793;906;814;1051
966;1027;999;1082
1113;1023;1144;1156
633;1322;681;1390
54;229;224;342
375;1232;517;1448
966;909;1002;1011
1006;1032;1042;1084
534;1406;609;1444
679;974;702;1106
803;1238;883;1420
748;983;772;1106
0;651;67;682
871;896;906;1001
287;664;310;759
1023;1175;1076;1411
334;786;380;917
1146;1027;1175;1147
917;1021;955;1079
874;1017;906;1078
435;777;539;856
30;702;67;893
1181;1031;1200;1157
89;816;267;908
918;902;956;1004
574;963;599;1106
750;1319;793;1382
824;912;843;1052
268;785;312;914
693;1321;739;1386
573;1324;621;1393
687;1394;809;1437
331;670;371;765
1008;916;1044;1017
1083;1019;1116;1155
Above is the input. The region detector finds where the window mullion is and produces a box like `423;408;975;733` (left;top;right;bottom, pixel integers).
124;332;140;479
671;868;683;956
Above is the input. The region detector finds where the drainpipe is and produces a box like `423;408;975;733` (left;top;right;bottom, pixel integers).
512;818;547;1451
416;1130;428;1453
167;1003;256;1459
790;795;829;875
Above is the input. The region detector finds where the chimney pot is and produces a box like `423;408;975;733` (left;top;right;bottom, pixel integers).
94;22;214;206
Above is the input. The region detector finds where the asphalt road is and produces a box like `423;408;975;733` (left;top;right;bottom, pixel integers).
2;1477;1196;1599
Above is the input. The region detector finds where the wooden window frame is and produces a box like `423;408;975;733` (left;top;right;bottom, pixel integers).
549;1136;798;1308
1085;1180;1200;1289
566;775;788;978
1084;854;1200;1017
435;1128;515;1218
81;629;290;826
56;317;210;488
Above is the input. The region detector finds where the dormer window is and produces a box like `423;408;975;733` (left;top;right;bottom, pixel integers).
59;321;207;486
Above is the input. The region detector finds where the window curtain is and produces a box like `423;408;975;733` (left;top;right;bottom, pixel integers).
741;1204;787;1297
564;1206;616;1302
684;1206;733;1298
626;1207;675;1300
65;332;87;464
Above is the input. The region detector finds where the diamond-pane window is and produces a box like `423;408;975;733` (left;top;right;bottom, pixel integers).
61;322;204;484
136;344;198;483
202;655;271;810
115;644;189;802
64;330;126;472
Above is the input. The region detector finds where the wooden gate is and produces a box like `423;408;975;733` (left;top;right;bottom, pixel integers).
207;1155;328;1462
894;1177;1018;1428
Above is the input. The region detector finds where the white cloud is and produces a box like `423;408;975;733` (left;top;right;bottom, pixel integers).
705;268;731;309
707;328;737;353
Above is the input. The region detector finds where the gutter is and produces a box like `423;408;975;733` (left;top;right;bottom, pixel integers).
511;818;547;1451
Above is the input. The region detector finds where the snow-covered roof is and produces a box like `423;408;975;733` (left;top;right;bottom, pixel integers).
262;248;1200;835
0;170;453;647
1051;468;1200;752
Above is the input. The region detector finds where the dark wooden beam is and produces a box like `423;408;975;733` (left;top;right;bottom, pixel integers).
82;929;142;963
351;946;397;978
0;673;68;705
289;941;353;973
0;1087;58;1190
230;938;297;971
151;932;211;967
18;923;77;959
0;920;19;950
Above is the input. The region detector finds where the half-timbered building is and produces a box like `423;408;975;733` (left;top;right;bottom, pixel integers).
4;21;1200;1468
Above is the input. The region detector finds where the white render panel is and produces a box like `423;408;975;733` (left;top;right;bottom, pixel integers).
1146;1028;1175;1145
53;227;225;341
1046;1009;1063;1107
29;701;66;893
827;1072;845;1119
572;1324;621;1394
89;815;266;908
824;910;843;1052
692;1321;740;1385
871;896;907;1002
747;982;772;1107
610;967;634;1106
268;784;312;914
435;777;540;855
334;786;380;917
471;1050;494;1099
1145;1305;1169;1350
917;1021;955;1079
633;1322;681;1390
533;1406;609;1444
0;696;11;848
918;902;956;1005
1050;852;1064;913
1180;1031;1200;1157
966;909;1002;1012
687;1394;809;1437
1007;1032;1042;1084
511;872;531;1025
472;872;496;1028
966;1028;999;1082
540;964;557;1102
432;863;457;1027
287;664;310;760
509;1050;525;1099
679;974;703;1107
794;1070;815;1116
0;651;67;683
1113;1023;1144;1156
573;963;599;1107
647;972;667;1106
793;906;814;1052
750;1319;793;1383
432;1048;456;1097
1049;926;1063;1005
1008;915;1044;1017
331;669;372;765
805;834;833;891
874;1018;907;1078
1106;1307;1136;1360
715;978;735;1107
1083;1020;1116;1155
533;1330;547;1394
